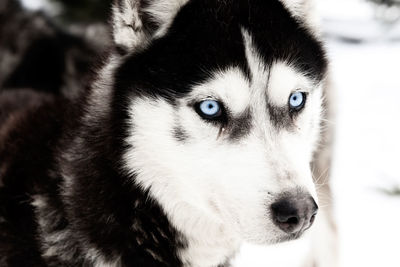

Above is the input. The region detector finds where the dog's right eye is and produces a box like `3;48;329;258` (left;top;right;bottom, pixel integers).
195;99;225;121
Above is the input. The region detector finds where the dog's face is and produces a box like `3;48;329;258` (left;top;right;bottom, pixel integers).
111;0;327;246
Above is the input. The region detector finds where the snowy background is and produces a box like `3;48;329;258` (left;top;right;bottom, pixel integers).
19;0;400;266
321;1;400;266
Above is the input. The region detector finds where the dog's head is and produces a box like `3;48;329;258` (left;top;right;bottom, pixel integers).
110;0;326;249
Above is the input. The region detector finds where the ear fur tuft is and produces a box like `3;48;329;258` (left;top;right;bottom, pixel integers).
279;0;321;33
111;0;189;52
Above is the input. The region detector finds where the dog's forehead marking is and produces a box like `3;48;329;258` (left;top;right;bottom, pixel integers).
241;29;317;130
242;29;313;106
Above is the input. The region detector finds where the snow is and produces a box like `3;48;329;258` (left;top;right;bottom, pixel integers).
327;38;400;267
318;3;400;265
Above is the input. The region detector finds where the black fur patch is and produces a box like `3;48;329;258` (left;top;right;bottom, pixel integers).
267;103;293;129
227;108;253;141
173;126;189;142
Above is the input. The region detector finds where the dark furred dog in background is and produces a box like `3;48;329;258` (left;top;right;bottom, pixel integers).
0;0;337;266
0;0;109;98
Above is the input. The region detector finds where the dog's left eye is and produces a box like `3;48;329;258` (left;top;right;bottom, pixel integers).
289;92;306;111
195;99;223;120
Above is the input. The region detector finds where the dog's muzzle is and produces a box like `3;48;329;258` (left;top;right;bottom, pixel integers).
271;190;318;235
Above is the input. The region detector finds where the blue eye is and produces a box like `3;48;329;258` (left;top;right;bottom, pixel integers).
289;92;306;110
197;99;222;119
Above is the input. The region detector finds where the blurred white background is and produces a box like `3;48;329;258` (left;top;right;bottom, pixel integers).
19;0;400;266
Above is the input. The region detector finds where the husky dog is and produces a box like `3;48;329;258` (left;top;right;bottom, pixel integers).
0;0;337;266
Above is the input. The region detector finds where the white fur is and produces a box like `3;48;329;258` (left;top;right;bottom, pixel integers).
308;208;338;267
279;0;308;18
112;0;147;50
186;68;251;115
86;55;120;120
122;29;323;266
267;62;313;107
143;0;189;38
279;0;322;35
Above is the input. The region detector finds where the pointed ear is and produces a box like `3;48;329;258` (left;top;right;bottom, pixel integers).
111;0;189;52
280;0;320;31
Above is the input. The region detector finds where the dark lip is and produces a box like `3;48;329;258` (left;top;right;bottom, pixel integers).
272;230;308;244
281;221;316;242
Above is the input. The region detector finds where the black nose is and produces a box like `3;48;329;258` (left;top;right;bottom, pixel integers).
271;191;318;234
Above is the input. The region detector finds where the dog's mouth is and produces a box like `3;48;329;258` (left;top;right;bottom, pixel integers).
271;230;306;244
272;215;316;243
